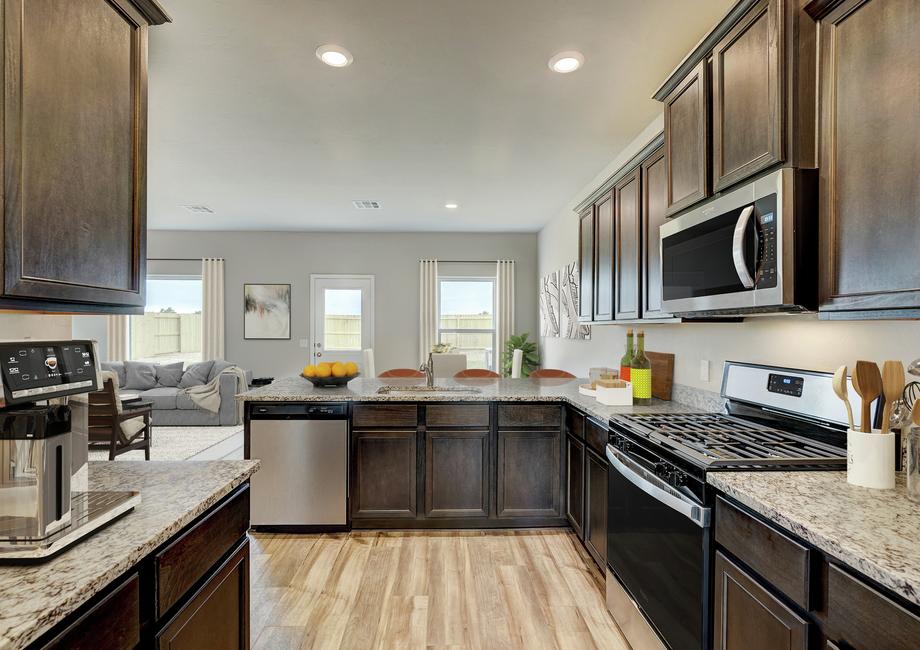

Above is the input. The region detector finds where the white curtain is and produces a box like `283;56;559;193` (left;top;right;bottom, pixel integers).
496;259;515;371
105;315;129;361
419;259;439;365
202;258;225;361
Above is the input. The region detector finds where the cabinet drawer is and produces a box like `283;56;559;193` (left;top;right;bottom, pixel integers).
44;573;140;649
715;497;810;609
584;418;609;455
157;539;249;650
498;404;561;428
826;563;920;650
353;403;417;428
426;404;490;428
155;485;250;617
565;407;584;440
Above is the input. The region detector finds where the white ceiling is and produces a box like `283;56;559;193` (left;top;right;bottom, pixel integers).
147;0;732;232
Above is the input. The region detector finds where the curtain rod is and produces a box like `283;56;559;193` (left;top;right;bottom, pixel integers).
147;257;202;262
422;260;513;263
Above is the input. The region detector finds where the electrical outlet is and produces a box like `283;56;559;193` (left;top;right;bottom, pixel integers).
299;339;309;348
700;360;710;382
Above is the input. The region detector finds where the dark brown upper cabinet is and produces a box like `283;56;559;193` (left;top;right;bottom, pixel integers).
712;0;783;191
614;168;641;320
663;59;710;216
809;0;920;318
0;0;170;314
641;145;670;319
593;191;615;322
577;207;595;322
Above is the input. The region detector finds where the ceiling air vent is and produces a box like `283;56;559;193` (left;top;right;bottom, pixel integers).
352;200;381;210
183;204;215;214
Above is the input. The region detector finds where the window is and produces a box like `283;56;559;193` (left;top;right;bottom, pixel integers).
129;275;203;365
438;277;496;370
323;289;363;351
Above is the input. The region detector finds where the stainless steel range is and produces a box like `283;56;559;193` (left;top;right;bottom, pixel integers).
604;361;879;650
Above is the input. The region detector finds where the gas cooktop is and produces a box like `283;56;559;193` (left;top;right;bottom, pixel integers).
610;412;846;469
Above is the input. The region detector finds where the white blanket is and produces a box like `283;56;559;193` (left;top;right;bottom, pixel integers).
181;366;248;423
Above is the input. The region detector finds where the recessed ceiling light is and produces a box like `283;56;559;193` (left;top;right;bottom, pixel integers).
548;51;584;74
444;203;459;209
316;45;353;67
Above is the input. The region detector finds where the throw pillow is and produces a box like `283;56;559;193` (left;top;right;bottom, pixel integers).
124;361;157;390
101;362;127;388
178;360;215;388
156;361;185;387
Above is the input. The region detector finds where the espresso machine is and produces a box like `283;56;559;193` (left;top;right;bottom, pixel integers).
0;340;139;560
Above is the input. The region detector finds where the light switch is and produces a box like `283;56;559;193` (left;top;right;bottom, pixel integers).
700;360;710;383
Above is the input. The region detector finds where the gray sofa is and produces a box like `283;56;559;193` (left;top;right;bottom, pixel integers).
101;360;252;426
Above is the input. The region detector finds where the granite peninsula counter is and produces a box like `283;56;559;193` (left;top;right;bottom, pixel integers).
0;460;260;650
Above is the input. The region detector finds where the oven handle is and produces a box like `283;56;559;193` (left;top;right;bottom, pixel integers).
731;205;756;289
606;444;711;528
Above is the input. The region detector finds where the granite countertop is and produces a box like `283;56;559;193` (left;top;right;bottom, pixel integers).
709;471;920;607
239;376;709;422
0;460;260;650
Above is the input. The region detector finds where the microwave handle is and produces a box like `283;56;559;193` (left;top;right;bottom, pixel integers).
732;205;756;289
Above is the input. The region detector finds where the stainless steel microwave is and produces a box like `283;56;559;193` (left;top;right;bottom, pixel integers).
660;167;817;316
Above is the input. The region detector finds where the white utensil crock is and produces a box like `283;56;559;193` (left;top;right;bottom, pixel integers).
847;429;896;489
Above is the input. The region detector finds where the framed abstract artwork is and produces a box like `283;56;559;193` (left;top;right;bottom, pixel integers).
244;283;291;339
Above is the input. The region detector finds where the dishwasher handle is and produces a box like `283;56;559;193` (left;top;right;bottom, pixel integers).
249;403;348;419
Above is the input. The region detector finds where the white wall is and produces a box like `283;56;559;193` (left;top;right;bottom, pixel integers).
143;230;538;378
0;314;72;340
538;117;920;390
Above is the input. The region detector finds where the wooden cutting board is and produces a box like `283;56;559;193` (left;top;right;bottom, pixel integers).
646;351;675;401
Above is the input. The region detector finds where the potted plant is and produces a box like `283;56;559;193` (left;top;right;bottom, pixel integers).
501;333;540;378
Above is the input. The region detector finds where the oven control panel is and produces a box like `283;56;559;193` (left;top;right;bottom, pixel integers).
767;373;805;398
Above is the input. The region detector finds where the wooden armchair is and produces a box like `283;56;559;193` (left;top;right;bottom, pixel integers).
87;376;152;460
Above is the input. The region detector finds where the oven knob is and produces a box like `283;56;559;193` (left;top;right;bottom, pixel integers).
672;472;688;487
654;462;670;478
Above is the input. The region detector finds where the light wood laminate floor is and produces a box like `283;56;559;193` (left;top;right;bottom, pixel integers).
249;529;630;649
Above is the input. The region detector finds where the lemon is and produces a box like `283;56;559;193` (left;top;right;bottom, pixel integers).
303;365;317;377
315;364;332;378
318;362;332;371
344;361;359;376
331;362;347;378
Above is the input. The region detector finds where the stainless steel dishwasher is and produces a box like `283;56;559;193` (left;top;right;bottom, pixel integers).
248;402;348;531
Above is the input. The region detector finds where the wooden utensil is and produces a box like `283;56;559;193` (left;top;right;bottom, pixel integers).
881;361;905;434
646;351;675;401
832;365;855;430
852;361;883;433
912;399;920;428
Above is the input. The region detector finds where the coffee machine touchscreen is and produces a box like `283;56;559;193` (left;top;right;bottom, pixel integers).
0;342;96;394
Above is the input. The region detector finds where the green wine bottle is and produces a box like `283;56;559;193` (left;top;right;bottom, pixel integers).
631;330;652;405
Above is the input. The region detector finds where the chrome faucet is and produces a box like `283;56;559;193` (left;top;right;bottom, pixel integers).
420;352;434;388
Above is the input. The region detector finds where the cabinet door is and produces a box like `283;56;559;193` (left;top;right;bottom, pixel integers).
714;552;808;650
157;540;250;650
584;450;607;569
814;0;920;315
578;208;595;321
664;59;709;215
352;430;417;519
593;191;614;321
497;429;562;519
641;145;670;319
712;0;783;191
1;0;149;311
425;429;489;518
45;574;140;649
565;434;585;539
614;168;641;320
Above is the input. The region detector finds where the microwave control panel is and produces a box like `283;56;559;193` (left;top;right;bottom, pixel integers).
754;193;778;289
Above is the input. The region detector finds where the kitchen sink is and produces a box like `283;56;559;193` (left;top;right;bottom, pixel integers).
376;385;482;394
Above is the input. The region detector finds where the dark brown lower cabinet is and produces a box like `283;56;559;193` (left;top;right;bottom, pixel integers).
45;573;140;649
351;430;418;519
714;552;808;650
497;429;562;518
425;429;489;518
157;539;250;650
584;449;607;568
565;434;585;539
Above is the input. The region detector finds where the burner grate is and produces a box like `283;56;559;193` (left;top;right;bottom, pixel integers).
616;413;845;468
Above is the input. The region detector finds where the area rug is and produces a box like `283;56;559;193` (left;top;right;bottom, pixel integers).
88;425;243;461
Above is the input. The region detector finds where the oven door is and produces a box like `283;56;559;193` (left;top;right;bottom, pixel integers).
606;444;711;650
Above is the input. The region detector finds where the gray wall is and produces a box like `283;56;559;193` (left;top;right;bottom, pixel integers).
148;230;538;378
